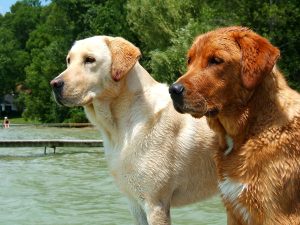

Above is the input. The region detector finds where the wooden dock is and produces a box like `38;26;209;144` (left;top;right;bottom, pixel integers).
10;123;94;128
0;139;103;154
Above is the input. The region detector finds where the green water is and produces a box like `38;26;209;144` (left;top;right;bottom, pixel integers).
0;126;226;225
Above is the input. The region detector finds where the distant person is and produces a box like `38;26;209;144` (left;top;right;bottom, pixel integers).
3;117;10;128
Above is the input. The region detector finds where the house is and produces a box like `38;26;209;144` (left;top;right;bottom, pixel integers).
0;94;18;116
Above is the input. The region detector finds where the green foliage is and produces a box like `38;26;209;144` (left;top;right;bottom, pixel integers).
134;2;238;83
9;0;41;48
0;0;299;123
84;0;131;37
127;0;194;51
225;0;300;89
23;40;69;122
22;2;75;122
0;0;38;96
149;20;199;83
64;108;88;123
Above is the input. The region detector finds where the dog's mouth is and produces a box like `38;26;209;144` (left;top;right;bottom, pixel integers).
52;90;94;107
172;101;184;114
172;98;220;118
52;90;79;107
172;100;208;118
52;91;66;106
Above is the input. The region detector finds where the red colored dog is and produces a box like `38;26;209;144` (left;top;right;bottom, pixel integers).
169;26;300;224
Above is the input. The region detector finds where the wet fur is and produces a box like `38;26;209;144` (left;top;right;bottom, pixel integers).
172;27;300;224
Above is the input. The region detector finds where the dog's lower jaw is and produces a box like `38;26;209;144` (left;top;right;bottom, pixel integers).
172;103;184;114
185;107;208;119
173;104;206;119
53;96;64;106
52;91;67;107
58;93;95;107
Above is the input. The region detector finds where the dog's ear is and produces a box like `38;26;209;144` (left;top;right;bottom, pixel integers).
235;29;280;90
105;37;141;82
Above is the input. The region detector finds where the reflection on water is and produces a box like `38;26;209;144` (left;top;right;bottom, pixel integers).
0;126;226;225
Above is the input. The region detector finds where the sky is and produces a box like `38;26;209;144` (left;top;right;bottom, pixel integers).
0;0;49;15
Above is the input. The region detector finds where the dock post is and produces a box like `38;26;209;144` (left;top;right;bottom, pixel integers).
44;146;47;155
53;146;56;154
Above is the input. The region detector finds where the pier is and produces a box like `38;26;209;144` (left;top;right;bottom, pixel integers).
0;139;103;154
9;123;93;128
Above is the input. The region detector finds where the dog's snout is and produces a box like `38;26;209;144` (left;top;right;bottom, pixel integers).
50;79;64;90
169;83;184;95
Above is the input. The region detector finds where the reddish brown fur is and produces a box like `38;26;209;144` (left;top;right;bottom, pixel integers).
174;27;300;224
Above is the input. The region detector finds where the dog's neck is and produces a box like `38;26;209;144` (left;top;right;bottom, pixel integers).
84;62;161;145
209;66;300;149
126;62;158;93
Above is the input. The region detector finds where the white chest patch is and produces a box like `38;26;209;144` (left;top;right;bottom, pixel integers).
224;135;234;156
219;177;250;223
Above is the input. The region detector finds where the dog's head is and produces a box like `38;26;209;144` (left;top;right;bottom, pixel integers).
50;36;141;106
169;26;280;118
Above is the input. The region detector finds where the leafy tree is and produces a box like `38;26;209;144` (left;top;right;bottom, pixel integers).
84;0;136;40
9;0;41;48
23;2;75;122
0;1;40;95
0;0;299;122
209;0;300;89
242;0;300;89
0;28;18;95
127;1;237;82
127;0;195;51
127;0;300;90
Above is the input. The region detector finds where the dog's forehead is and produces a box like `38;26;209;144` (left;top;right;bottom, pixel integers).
191;32;238;57
69;36;110;56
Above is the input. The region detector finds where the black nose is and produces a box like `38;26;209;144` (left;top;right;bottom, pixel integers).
50;79;64;95
169;83;184;95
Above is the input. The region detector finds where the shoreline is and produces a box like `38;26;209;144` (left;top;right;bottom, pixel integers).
6;123;94;128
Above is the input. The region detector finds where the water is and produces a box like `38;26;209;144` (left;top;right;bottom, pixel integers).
0;126;226;225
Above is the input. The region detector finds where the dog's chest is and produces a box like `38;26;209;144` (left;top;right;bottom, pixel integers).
104;144;150;199
218;137;252;223
219;177;251;223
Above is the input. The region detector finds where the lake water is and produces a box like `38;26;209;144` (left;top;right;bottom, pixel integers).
0;126;226;225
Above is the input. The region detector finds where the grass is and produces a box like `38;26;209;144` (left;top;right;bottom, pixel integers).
9;117;41;124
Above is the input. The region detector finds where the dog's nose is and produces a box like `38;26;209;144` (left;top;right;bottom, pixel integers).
169;83;184;95
50;79;64;90
50;79;64;93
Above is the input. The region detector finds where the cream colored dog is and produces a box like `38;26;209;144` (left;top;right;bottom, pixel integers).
50;36;218;225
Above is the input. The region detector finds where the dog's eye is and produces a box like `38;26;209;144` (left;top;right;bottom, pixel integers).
85;56;96;64
67;57;70;64
208;57;223;65
187;57;191;65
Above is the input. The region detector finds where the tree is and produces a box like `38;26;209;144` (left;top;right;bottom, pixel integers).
0;1;40;96
126;1;237;82
23;2;75;122
127;0;300;90
83;0;136;41
0;0;299;122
